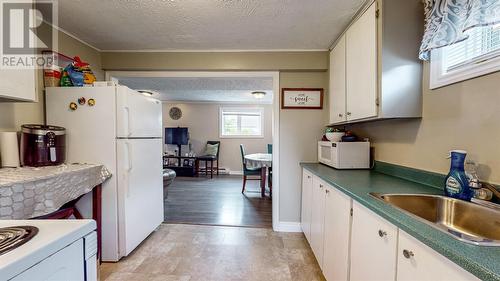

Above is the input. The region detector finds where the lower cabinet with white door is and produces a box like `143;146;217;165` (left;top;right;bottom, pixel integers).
397;230;478;281
310;176;327;267
322;184;352;281
300;168;480;281
301;169;313;242
301;170;352;276
350;202;398;281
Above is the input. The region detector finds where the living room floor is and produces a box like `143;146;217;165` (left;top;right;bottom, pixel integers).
100;224;324;281
164;175;272;228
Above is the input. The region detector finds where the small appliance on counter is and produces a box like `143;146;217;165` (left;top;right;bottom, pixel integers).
318;141;370;169
20;124;66;167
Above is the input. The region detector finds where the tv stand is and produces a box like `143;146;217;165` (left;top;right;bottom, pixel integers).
163;155;198;177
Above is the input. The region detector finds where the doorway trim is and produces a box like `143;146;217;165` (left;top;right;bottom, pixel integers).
106;71;281;231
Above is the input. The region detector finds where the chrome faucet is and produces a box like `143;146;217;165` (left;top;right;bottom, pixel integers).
465;160;481;188
465;160;498;201
481;182;500;200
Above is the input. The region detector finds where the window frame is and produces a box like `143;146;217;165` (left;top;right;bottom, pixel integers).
219;107;265;139
430;28;500;89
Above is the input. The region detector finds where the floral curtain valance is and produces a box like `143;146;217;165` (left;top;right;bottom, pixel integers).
419;0;500;61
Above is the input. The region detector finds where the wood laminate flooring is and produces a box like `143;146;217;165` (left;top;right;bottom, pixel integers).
100;224;325;281
164;175;272;228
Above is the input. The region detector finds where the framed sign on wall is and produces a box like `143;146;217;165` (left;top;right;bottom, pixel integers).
281;88;324;109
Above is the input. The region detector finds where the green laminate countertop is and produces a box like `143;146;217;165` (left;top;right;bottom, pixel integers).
300;162;500;281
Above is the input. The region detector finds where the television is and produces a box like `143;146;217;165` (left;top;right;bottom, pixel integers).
165;127;189;145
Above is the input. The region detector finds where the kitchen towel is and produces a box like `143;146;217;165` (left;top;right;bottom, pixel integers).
0;132;20;168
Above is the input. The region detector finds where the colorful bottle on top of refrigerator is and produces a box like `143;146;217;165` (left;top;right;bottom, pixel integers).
444;150;473;201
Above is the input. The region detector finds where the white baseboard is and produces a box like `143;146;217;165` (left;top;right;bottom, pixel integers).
274;221;302;232
229;170;243;175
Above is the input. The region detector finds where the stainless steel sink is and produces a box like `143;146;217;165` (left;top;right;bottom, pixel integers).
370;193;500;246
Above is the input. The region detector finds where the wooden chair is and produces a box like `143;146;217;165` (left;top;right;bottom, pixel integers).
240;144;262;193
267;144;272;195
32;197;84;219
196;141;220;178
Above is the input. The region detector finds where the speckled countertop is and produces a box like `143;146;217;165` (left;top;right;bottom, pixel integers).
0;164;111;219
300;162;500;281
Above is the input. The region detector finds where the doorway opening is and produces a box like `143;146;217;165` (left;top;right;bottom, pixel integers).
106;71;280;229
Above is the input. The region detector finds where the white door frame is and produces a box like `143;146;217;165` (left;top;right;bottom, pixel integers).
106;71;281;231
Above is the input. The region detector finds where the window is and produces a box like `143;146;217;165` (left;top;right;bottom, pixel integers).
430;25;500;89
219;107;264;138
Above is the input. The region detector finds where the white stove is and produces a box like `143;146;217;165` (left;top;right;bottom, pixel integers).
0;220;97;281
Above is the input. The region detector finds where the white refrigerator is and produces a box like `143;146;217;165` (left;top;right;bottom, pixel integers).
46;85;164;262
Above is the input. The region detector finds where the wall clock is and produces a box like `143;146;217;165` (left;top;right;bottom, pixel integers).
169;107;182;120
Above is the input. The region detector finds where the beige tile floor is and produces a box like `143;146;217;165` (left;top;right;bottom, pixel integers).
100;224;325;281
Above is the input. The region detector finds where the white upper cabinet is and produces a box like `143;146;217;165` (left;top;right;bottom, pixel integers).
0;27;37;102
301;169;313;242
322;186;352;281
345;2;378;121
328;0;423;125
329;34;347;124
350;201;398;281
397;231;479;281
0;68;37;101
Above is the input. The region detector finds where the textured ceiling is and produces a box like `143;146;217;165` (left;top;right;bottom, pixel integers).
118;77;274;103
53;0;365;50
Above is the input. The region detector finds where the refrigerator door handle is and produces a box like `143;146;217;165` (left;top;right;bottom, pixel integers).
124;106;132;137
125;142;133;172
124;141;133;197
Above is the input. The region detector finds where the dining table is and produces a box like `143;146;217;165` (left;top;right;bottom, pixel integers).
244;153;272;197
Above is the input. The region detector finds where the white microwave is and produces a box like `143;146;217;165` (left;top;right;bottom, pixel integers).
318;141;370;169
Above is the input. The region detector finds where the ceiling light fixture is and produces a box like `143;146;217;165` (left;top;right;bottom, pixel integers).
251;91;266;99
137;90;155;96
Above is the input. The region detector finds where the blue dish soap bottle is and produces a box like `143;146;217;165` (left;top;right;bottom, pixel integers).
445;150;473;201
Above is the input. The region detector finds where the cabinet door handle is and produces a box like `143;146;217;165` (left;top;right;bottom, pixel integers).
378;230;387;237
319;184;324;189
307;176;311;179
325;189;330;194
346;112;352;116
338;113;343;117
403;249;414;259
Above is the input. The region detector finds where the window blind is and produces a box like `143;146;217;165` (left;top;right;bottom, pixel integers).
442;25;500;72
220;108;263;137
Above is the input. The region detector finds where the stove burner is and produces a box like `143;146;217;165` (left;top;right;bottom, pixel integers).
0;226;38;255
